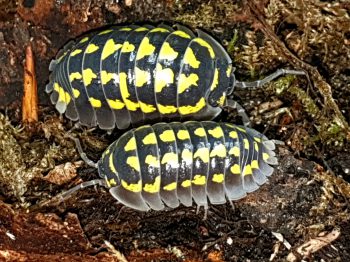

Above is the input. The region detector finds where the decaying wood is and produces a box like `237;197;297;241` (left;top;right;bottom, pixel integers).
22;44;38;123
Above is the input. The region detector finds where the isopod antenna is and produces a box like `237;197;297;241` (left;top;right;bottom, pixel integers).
234;68;307;89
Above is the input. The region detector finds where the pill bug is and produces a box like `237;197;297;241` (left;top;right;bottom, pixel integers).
46;24;305;130
62;121;278;212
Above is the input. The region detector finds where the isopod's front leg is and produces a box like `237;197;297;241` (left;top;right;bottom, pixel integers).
224;99;251;127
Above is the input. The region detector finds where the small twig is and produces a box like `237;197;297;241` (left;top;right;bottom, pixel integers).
22;44;38;123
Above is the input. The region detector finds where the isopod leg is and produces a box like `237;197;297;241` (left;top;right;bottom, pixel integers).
225;99;250;127
234;68;306;89
60;179;107;200
67;135;98;168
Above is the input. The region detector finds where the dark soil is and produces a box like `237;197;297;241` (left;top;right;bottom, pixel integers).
0;0;349;261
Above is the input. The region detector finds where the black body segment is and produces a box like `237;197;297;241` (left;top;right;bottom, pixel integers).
67;35;97;127
154;29;193;120
133;125;164;210
119;25;154;126
152;123;180;208
100;26;137;129
97;121;278;211
47;24;234;130
134;25;174;122
82;29;118;130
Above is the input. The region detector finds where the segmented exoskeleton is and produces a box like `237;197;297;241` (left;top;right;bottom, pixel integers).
60;121;278;212
46;24;305;130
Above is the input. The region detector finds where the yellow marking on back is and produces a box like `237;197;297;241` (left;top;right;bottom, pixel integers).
236;126;246;133
208;126;224;138
181;149;192;164
183;48;200;68
101;71;115;85
229;131;238;139
107;99;125;110
159;42;178;60
72;88;80;98
143;176;160;193
210;68;219;91
263;153;269;161
212;173;224;183
151;28;170;33
192;175;206;185
119;72;139;111
179;97;206;115
173;31;191;39
86;43;99;54
54;83;70;104
126;156;140;172
143;133;157;145
229;146;240;157
210;144;226;158
155;64;174;93
161;152;178;166
181;180;191;188
226;65;233;77
69;72;82;81
193;148;209;163
218;94;226;106
125;137;136;151
79;37;89;43
194;127;206;137
177;130;190;140
135;27;148;32
244;139;249;150
108;178;117;186
231;164;240;174
70;49;82;57
121;41;135;53
254;142;259;152
158;104;177;114
120;27;132;31
57;51;67;62
251;160;259;169
254;137;262;143
109;154;117;173
194;38;215;58
102;39;122;60
243;164;253;176
89;97;102;108
121;179;142;192
139;101;156;113
135;67;150;87
136;37;155;60
163;182;177;191
145;155;160;168
98;29;113;35
82;68;97;86
178;73;198;94
159;130;176;142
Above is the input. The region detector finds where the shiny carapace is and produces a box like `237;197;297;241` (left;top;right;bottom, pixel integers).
97;121;278;211
46;24;234;130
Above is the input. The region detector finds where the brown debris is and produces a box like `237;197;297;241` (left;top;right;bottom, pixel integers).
43;161;83;185
287;228;341;261
17;0;55;25
0;201;121;261
22;44;38;124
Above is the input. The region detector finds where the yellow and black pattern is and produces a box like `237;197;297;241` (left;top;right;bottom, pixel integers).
47;24;235;130
98;121;278;211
